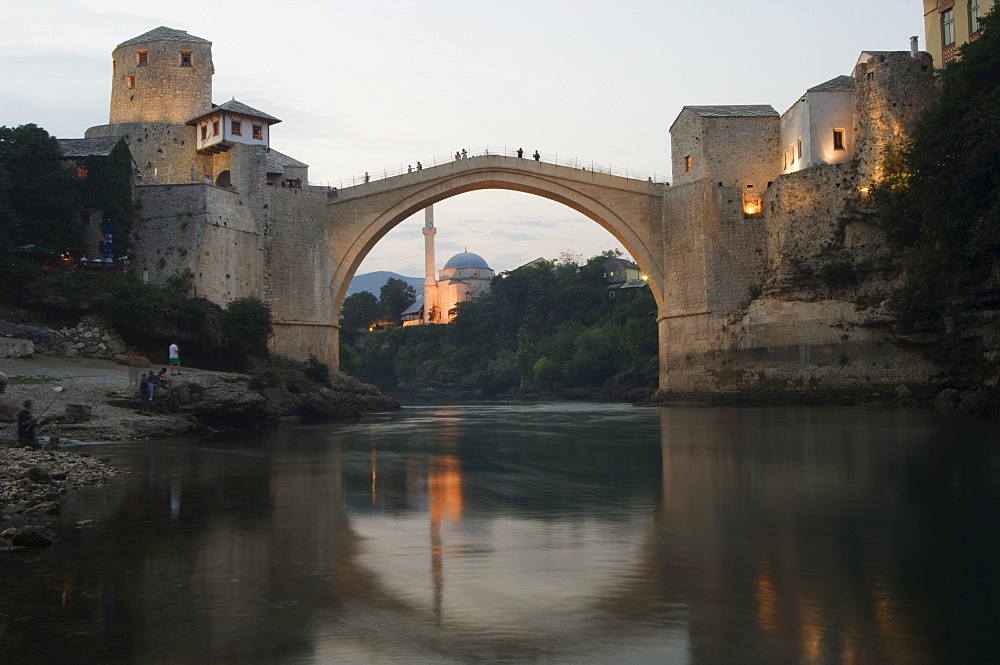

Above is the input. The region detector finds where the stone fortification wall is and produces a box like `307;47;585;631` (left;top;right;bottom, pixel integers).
852;51;935;185
706;185;767;315
264;186;340;366
133;184;263;304
86;122;211;186
109;37;213;125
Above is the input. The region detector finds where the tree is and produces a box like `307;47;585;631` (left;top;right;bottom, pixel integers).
223;297;273;357
875;8;1000;327
0;124;81;252
341;291;390;342
379;277;417;324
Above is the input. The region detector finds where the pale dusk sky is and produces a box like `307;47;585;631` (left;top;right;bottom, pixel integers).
1;0;924;277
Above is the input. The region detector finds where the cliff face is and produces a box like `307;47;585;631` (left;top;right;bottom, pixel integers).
657;160;1000;416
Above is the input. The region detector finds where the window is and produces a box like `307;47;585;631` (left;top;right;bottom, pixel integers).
684;155;691;172
200;124;208;140
783;150;788;170
833;129;846;151
76;165;88;179
231;120;242;136
180;50;192;67
942;8;955;46
970;0;981;32
137;50;148;66
127;74;136;89
797;138;803;160
791;144;796;162
252;124;263;140
212;120;219;136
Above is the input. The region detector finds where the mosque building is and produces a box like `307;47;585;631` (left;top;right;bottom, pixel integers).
401;205;495;326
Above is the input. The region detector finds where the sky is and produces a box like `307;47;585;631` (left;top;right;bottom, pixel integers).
1;0;925;277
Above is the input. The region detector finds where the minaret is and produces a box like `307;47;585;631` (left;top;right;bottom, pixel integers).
422;206;439;324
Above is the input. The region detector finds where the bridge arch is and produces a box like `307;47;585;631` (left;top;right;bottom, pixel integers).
269;154;670;382
330;165;666;311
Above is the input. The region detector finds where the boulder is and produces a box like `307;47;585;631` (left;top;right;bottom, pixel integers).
23;466;52;484
10;525;60;547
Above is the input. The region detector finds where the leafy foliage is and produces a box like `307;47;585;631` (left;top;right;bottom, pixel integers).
0;124;81;253
355;251;658;398
340;291;390;343
222;297;273;357
379;277;417;324
874;8;1000;329
305;354;330;382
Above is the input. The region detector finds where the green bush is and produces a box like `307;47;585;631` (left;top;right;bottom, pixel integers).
222;297;273;357
305;354;330;382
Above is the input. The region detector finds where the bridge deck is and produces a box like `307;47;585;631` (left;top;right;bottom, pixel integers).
326;154;666;203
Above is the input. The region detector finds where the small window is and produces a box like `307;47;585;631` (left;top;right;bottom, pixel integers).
252;124;263;140
797;138;803;160
180;50;193;67
684;155;691;172
76;165;88;179
783;150;788;170
127;74;136;89
212;120;219;136
833;129;846;151
790;144;796;162
231;120;242;136
137;50;148;66
942;8;955;46
200;124;208;140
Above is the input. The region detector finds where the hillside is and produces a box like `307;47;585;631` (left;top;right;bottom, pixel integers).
348;271;422;297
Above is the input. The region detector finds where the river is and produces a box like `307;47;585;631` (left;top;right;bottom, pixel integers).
1;402;998;664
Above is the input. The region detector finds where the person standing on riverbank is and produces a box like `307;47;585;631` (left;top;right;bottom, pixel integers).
17;399;40;447
168;343;181;375
0;372;11;421
138;373;151;414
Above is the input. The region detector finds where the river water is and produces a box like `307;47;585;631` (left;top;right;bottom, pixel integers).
1;403;998;664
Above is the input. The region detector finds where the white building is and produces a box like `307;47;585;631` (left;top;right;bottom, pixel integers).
780;75;855;174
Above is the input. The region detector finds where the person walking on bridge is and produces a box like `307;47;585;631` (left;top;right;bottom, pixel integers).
461;149;467;159
517;148;523;158
533;150;540;161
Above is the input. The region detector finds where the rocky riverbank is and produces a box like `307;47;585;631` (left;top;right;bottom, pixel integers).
0;445;120;549
0;354;400;443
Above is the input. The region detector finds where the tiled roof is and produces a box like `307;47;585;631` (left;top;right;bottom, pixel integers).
117;27;210;49
188;99;281;124
683;105;778;118
401;296;424;316
266;149;309;173
56;136;124;158
808;75;855;92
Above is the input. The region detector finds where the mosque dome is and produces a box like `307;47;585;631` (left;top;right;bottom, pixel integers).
443;251;491;271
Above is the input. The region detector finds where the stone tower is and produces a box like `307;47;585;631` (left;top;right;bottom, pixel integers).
109;26;214;125
422;205;439;323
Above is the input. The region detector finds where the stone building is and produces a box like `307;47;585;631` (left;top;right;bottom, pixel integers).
402;205;494;326
922;0;993;67
779;76;855;174
72;26;313;307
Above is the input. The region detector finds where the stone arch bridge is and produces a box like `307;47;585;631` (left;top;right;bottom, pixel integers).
265;153;766;393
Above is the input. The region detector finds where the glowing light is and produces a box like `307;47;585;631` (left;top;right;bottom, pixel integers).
641;274;649;281
743;202;763;215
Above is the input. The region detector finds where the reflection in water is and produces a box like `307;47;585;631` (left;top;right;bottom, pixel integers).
0;403;998;664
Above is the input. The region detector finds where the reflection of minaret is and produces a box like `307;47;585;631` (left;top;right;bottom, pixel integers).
422;206;438;323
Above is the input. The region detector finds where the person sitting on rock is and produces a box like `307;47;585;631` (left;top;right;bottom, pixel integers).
17;399;41;448
138;372;152;414
156;368;170;388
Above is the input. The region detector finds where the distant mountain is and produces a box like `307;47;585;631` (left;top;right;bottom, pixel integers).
348;271;423;297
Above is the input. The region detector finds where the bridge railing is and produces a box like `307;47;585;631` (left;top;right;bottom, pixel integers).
312;146;668;190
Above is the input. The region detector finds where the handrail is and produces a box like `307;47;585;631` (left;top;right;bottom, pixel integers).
309;146;668;190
